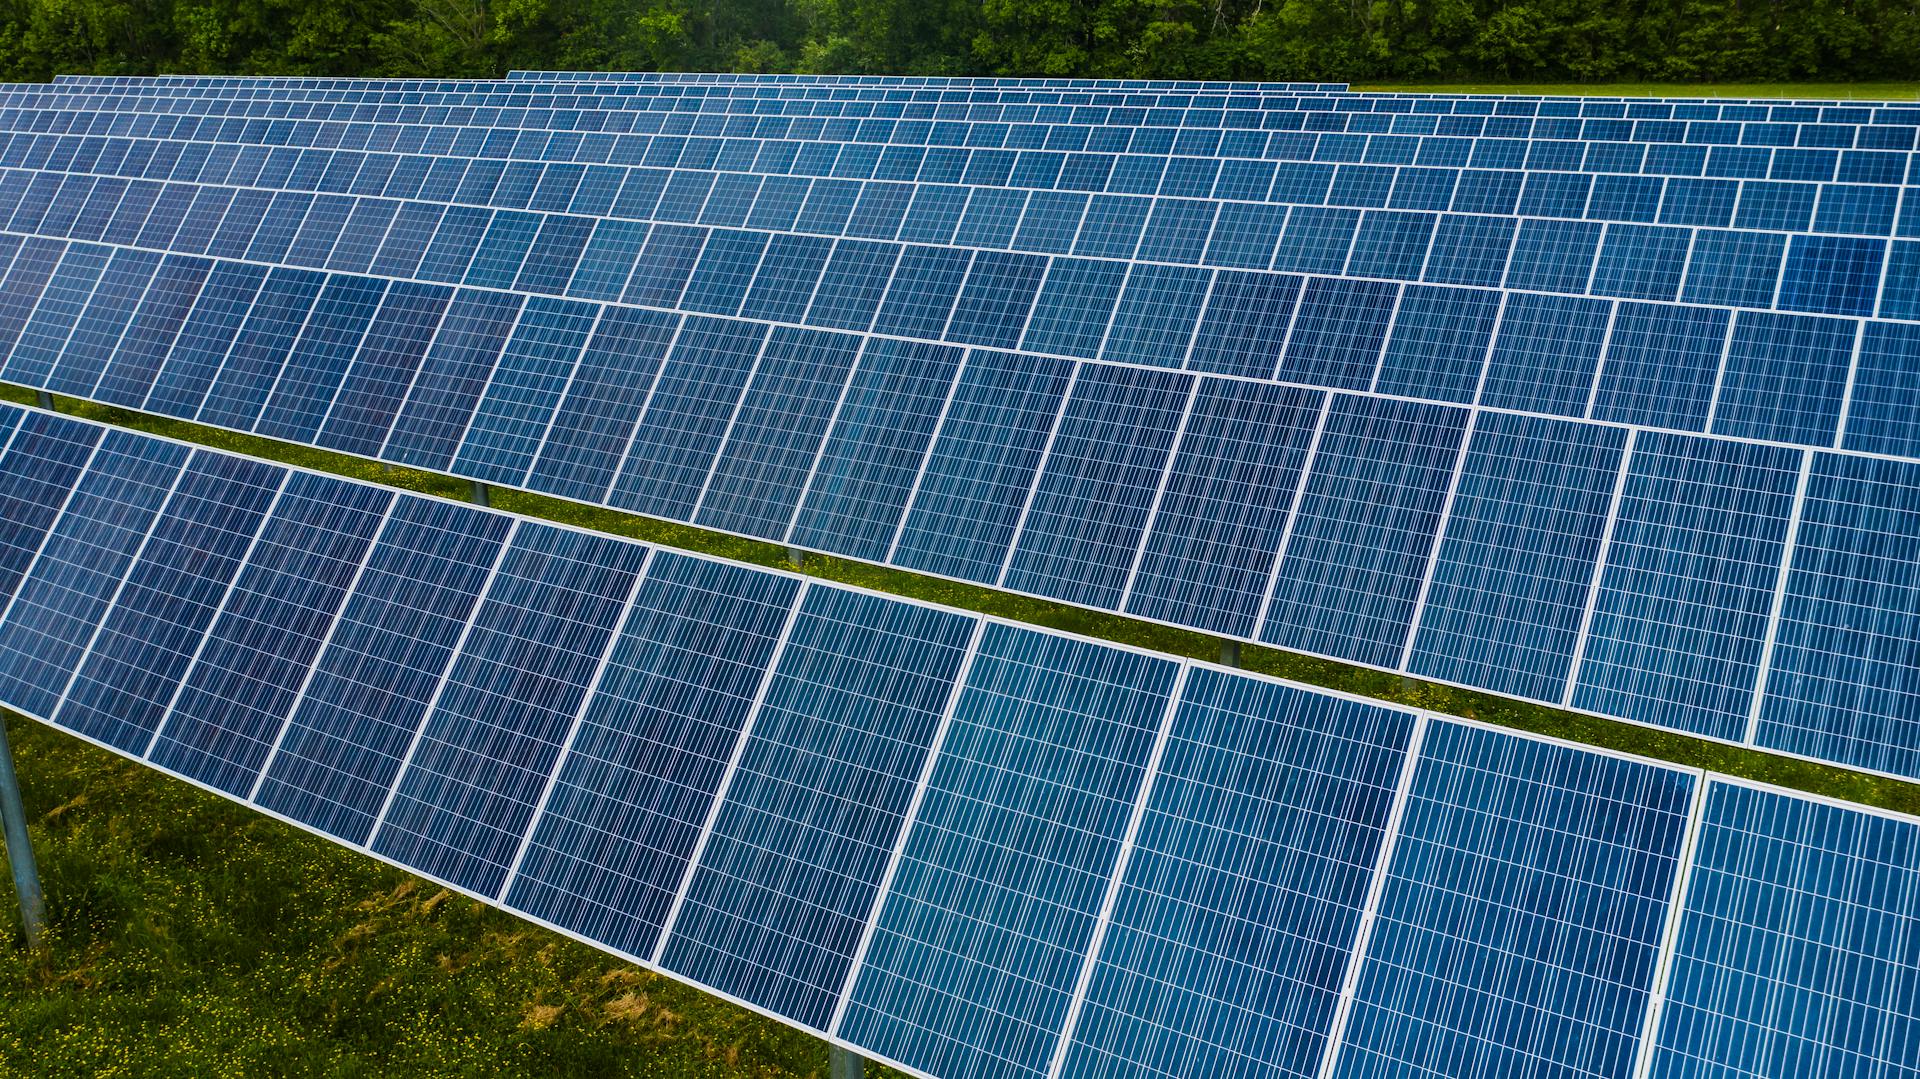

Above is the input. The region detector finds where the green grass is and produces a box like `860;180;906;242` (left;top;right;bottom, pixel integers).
1354;81;1920;99
2;383;1919;1074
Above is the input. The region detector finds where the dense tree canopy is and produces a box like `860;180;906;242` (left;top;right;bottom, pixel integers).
0;0;1915;84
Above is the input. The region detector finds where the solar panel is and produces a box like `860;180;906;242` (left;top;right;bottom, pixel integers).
0;78;1915;788
5;397;1920;1079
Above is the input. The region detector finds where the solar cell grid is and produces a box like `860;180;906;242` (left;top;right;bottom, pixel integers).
0;399;1918;1079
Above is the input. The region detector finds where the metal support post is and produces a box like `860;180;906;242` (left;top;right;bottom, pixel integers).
33;390;52;411
0;716;46;951
1219;639;1241;667
787;547;805;569
829;1045;863;1079
470;481;489;507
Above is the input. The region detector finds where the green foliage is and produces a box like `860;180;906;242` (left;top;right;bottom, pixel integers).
0;0;1916;82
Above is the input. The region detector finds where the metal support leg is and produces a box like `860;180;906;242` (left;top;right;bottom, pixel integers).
829;1045;863;1079
0;716;46;951
34;390;53;411
787;547;805;569
1219;640;1241;667
470;481;489;507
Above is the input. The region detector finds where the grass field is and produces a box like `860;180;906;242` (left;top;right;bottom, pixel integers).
6;129;1920;1074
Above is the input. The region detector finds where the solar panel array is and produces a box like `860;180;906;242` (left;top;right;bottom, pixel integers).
4;398;1919;1079
0;74;1915;789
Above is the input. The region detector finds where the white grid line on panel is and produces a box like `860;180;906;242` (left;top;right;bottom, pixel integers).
1247;391;1333;638
686;326;779;521
1043;659;1191;1079
1834;289;1871;447
881;347;971;566
1115;377;1201;611
1700;309;1741;433
1582;221;1611;298
1562;426;1639;709
362;516;522;850
1313;710;1432;1079
778;335;865;544
435;296;532;468
1396;408;1480;672
1629;769;1710;1079
307;278;403;441
1364;285;1406;396
1582;298;1623;420
649;578;812;966
494;545;655;901
1174;265;1219;371
254;276;388;438
827;614;989;1037
48;453;197;711
992;361;1081;589
1742;448;1813;746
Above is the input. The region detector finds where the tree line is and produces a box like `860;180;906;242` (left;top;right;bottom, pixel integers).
7;0;1918;86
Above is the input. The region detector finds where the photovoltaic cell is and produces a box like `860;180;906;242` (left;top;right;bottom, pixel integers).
370;522;647;897
1124;380;1322;639
840;622;1176;1079
1333;720;1694;1079
252;496;512;843
0;410;101;609
892;349;1074;583
1651;782;1920;1079
1261;395;1468;668
55;452;283;754
508;552;800;957
1061;670;1415;1079
1408;413;1628;702
1755;453;1920;778
1572;432;1802;742
1003;363;1193;609
786;339;964;562
662;586;973;1030
147;471;392;795
0;430;187;722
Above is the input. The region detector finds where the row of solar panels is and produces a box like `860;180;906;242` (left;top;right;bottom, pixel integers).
0;150;1915;423
2;216;1918;788
20;82;1920;200
67;69;1920;120
1;398;1914;1079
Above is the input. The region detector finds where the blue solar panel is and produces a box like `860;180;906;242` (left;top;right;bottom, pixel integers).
1002;363;1192;609
661;586;973;1029
507;551;800;957
55;452;283;754
369;522;647;897
250;496;511;841
147;471;393;795
1260;395;1469;667
1123;380;1321;638
1060;670;1416;1079
1572;432;1803;741
1408;413;1628;702
0;430;187;721
1329;719;1695;1079
839;622;1177;1079
1650;782;1920;1079
891;349;1074;583
1754;453;1920;778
